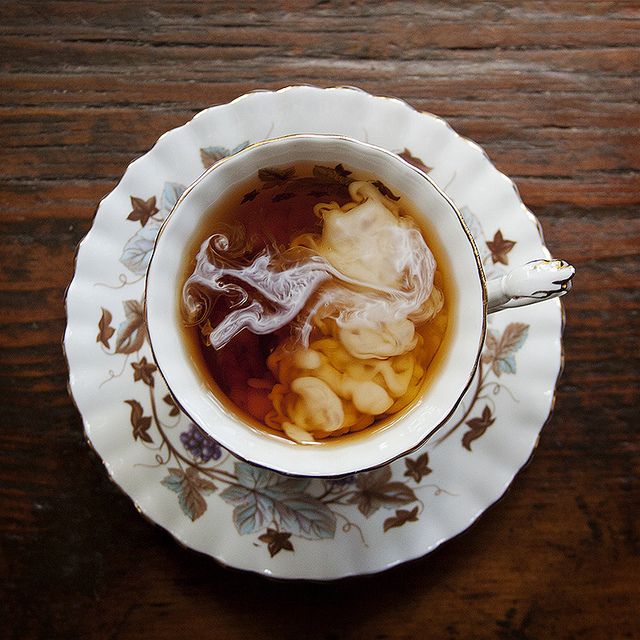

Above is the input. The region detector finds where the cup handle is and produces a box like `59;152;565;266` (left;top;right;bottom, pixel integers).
486;259;575;314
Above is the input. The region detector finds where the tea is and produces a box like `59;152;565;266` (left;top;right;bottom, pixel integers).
180;161;452;444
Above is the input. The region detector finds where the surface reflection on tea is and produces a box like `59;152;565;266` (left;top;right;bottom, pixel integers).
181;162;451;444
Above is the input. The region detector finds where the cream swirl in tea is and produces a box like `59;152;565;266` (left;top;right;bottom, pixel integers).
182;168;448;444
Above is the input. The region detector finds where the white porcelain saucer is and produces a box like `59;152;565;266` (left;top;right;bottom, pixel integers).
64;86;564;580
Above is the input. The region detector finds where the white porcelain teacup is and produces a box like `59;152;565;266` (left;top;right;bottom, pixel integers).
145;134;574;477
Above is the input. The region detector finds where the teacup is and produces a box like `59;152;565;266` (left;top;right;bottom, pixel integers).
145;134;574;477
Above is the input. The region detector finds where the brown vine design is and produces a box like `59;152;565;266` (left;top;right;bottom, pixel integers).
95;145;522;558
117;355;450;555
435;322;530;449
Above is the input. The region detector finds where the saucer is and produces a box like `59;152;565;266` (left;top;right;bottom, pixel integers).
64;86;563;580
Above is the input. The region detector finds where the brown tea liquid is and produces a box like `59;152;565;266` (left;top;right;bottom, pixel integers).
179;161;453;444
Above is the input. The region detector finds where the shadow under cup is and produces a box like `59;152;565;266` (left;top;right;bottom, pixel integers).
145;134;486;477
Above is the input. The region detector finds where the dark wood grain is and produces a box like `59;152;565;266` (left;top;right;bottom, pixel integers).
1;1;638;638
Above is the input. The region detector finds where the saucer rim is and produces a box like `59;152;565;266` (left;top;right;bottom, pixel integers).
63;85;565;580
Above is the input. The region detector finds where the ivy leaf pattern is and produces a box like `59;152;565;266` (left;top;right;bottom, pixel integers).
258;529;295;557
404;452;432;483
120;217;162;275
158;182;186;215
220;463;336;539
131;356;157;387
96;307;115;348
486;230;516;265
383;506;420;532
114;299;145;354
161;467;216;521
120;183;186;275
348;465;417;518
482;322;530;377
462;405;495;451
127;196;158;227
200;141;250;169
163;393;180;417
124;399;153;444
398;149;432;174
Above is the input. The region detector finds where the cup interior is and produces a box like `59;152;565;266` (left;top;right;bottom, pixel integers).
146;134;486;476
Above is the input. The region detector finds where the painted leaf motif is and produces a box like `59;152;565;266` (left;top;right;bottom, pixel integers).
163;393;180;417
383;506;420;532
178;490;207;522
218;486;260;534
398;149;432;174
131;356;157;386
483;330;498;360
219;483;272;536
184;468;217;494
127;195;158;227
258;529;294;557
483;323;529;377
220;467;274;534
233;498;272;535
160;468;184;493
161;467;215;521
355;465;392;490
234;462;310;495
350;465;417;518
96;307;115;348
180;467;216;520
159;182;186;217
218;484;253;505
498;354;517;375
115;299;145;354
125;399;153;443
120;217;162;275
462;405;495;451
404;452;432;483
200;147;227;169
220;463;334;539
498;322;530;356
274;495;336;540
120;183;185;275
200;141;250;169
486;230;516;265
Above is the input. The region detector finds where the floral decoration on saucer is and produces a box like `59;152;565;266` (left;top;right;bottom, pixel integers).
65;86;563;580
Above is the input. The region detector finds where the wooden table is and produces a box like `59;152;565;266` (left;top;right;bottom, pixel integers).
2;2;638;638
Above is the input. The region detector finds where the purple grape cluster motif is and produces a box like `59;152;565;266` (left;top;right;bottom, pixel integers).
180;423;222;462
